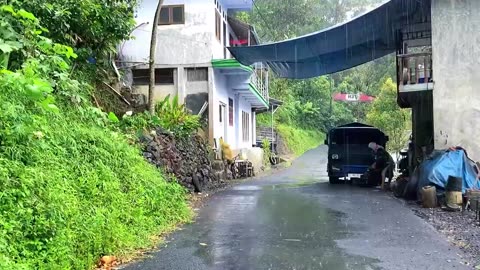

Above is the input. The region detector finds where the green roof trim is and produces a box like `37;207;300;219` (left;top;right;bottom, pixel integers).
248;83;269;108
212;59;268;108
211;59;253;73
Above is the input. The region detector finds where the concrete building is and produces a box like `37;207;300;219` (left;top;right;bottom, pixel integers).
118;0;269;159
397;0;480;163
430;0;480;161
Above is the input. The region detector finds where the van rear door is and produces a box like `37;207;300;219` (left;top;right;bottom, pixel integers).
329;128;386;166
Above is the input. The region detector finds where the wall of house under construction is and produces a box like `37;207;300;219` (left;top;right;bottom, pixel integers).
431;0;480;161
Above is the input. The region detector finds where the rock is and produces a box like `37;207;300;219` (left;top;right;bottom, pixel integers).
141;131;224;192
192;174;201;193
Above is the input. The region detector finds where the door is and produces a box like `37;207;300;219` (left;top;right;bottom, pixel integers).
219;103;227;142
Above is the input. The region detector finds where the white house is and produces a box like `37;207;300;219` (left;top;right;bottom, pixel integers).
118;0;269;156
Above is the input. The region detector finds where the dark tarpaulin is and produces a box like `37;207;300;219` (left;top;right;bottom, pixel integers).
228;0;430;79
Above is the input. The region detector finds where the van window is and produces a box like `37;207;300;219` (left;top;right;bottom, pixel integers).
331;129;384;145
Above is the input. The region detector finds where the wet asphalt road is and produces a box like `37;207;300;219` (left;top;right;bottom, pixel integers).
123;146;470;270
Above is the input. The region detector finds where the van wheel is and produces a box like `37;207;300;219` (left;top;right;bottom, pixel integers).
329;177;340;184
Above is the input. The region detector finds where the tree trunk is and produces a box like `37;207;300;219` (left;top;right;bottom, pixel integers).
148;0;164;114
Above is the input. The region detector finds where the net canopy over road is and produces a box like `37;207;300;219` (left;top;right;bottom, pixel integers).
228;0;430;79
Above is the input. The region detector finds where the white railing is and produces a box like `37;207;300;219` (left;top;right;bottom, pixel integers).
250;66;269;102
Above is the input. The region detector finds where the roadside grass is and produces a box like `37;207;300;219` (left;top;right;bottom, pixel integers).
276;124;325;156
0;105;193;269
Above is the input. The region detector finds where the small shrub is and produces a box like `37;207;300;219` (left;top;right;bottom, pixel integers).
120;95;201;138
155;95;201;137
262;138;272;166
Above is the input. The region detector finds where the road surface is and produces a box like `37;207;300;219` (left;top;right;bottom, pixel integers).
123;146;470;270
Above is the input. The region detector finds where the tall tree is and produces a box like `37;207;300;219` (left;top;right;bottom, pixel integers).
149;0;164;114
366;78;411;155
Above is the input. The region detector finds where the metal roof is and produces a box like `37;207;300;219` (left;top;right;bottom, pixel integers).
228;0;431;79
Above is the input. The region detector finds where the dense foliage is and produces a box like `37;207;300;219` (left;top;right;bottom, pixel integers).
367;78;411;154
3;0;137;62
0;5;190;269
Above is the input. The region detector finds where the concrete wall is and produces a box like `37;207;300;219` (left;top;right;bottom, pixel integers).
121;0;236;66
431;0;480;161
132;69;178;102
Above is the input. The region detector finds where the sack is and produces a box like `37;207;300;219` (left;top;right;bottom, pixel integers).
220;138;233;161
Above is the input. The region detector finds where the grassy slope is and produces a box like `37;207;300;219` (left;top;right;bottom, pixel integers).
257;114;324;157
276;124;325;156
0;76;191;270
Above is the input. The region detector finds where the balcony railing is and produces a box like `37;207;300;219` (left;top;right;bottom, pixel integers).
397;52;433;92
250;67;269;102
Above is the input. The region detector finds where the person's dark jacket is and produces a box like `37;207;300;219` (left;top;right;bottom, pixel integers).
375;147;388;170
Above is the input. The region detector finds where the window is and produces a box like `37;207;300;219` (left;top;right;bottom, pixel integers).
219;104;223;123
156;69;174;84
187;68;208;82
242;111;250;142
159;5;184;25
131;68;174;85
215;10;221;41
228;98;234;126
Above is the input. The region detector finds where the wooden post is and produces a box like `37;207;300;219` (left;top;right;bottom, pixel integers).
414;57;419;84
148;0;164;114
424;56;428;82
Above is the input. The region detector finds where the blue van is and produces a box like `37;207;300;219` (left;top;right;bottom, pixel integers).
325;123;389;184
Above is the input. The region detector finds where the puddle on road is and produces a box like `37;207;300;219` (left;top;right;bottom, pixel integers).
265;179;322;189
190;184;380;270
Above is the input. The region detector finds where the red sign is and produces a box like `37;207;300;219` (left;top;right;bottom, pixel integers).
333;93;375;102
230;39;248;46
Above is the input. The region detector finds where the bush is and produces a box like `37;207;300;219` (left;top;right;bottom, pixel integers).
154;95;201;137
262;138;272;166
120;95;201;138
9;0;138;62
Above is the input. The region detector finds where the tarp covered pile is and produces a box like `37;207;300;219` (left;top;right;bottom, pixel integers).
417;150;480;193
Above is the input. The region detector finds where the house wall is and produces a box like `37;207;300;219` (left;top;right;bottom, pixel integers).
213;71;234;146
431;0;480;161
121;0;236;67
237;95;254;149
132;69;178;102
212;70;256;150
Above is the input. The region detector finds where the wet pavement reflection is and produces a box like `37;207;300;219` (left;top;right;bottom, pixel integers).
123;147;469;270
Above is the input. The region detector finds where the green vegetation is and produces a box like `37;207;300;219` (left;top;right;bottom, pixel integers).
121;95;201;138
367;78;411;154
7;0;138;62
0;5;190;270
276;124;325;156
261;138;272;165
238;0;408;155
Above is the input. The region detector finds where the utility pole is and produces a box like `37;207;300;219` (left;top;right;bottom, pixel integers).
148;0;164;114
329;76;334;129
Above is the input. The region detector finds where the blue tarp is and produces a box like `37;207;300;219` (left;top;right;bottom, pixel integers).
228;0;431;79
417;150;480;194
